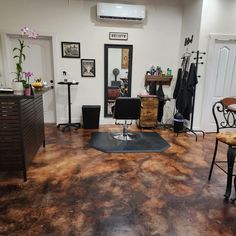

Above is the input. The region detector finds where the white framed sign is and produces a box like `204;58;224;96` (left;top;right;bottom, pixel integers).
109;32;128;41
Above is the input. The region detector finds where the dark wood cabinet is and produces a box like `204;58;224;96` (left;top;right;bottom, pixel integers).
138;95;158;128
0;94;45;181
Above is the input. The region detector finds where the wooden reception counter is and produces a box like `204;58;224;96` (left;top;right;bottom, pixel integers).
0;88;50;181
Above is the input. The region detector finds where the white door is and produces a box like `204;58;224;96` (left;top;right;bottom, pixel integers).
202;35;236;132
8;36;56;123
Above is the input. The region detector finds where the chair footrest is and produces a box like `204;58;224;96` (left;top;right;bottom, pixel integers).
214;162;236;176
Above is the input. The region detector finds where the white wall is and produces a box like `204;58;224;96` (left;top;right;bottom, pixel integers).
177;0;203;128
179;0;203;58
0;0;183;124
198;0;236;129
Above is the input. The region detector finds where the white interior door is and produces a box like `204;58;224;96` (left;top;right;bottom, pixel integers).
202;35;236;132
8;36;56;123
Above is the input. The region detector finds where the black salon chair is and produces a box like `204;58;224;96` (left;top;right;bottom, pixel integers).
113;97;141;141
208;97;236;200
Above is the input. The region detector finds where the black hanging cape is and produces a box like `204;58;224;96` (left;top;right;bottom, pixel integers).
174;63;198;120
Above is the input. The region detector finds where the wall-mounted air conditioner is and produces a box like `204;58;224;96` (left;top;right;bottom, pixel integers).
97;2;146;22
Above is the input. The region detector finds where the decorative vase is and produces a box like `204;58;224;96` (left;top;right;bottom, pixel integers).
24;85;31;96
12;81;24;95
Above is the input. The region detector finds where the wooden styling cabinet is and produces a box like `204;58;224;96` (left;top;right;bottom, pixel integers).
138;95;159;128
0;94;45;181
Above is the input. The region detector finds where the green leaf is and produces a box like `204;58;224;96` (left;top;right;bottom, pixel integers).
13;48;20;52
13;55;19;58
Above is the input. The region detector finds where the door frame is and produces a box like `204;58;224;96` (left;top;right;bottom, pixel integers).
201;34;236;132
0;31;60;123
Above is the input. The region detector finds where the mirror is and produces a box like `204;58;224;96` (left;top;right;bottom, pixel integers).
104;44;133;117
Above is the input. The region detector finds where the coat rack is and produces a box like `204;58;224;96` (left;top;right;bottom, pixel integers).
186;50;206;141
174;49;206;141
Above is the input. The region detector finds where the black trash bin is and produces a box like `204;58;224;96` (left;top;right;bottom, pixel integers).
82;105;101;129
173;112;184;133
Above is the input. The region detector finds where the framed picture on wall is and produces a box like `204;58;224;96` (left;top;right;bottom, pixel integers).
121;48;129;69
61;42;80;58
81;59;96;77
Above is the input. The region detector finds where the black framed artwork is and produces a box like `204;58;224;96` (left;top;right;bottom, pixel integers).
81;59;96;77
61;42;80;58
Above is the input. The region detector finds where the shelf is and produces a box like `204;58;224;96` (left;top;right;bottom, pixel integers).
138;94;157;98
145;75;173;86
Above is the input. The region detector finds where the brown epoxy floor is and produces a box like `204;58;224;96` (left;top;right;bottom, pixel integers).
0;124;236;236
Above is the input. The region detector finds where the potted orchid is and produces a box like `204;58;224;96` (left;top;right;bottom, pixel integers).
12;27;38;95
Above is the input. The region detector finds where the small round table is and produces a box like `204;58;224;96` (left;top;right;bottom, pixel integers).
57;81;81;131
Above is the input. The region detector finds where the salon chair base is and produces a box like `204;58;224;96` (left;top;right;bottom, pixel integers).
113;132;137;141
113;123;138;141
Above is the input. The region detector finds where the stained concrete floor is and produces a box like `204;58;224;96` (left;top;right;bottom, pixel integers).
0;125;236;235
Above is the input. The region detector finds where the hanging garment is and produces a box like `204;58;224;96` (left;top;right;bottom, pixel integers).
156;84;165;122
175;70;188;116
175;63;198;120
173;68;182;99
183;63;198;120
158;100;165;122
174;53;190;99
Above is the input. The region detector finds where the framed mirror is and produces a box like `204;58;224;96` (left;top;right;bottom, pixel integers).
104;44;133;117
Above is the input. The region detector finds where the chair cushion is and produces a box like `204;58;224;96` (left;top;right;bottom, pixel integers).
217;132;236;146
228;104;236;112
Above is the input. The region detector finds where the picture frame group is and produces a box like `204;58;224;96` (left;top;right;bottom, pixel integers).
61;41;96;78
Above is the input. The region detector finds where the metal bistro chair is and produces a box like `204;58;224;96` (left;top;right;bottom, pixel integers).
112;97;141;141
208;97;236;200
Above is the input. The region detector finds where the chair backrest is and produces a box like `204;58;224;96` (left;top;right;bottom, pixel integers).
113;97;141;120
212;97;236;132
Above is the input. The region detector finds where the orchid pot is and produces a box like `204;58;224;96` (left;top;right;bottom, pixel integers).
24;84;31;96
12;80;24;95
